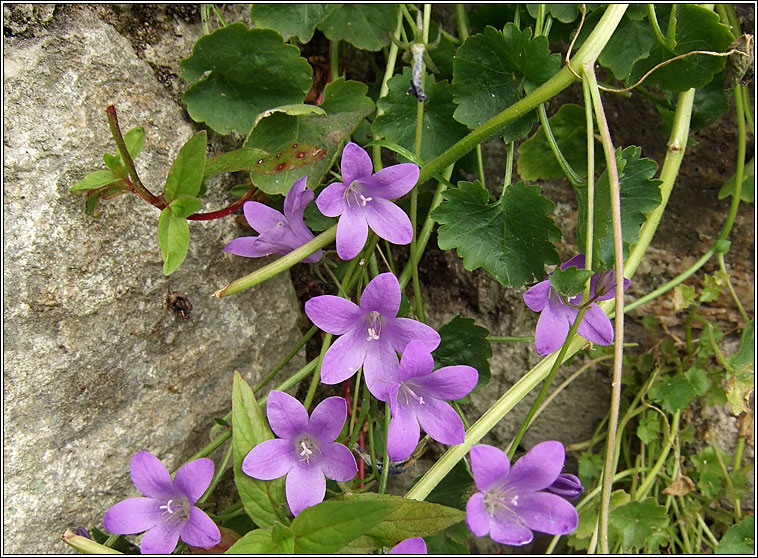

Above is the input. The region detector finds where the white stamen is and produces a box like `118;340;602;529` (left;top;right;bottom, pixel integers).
160;499;174;515
418;396;425;405
299;440;314;463
510;494;519;506
344;182;373;208
366;311;382;341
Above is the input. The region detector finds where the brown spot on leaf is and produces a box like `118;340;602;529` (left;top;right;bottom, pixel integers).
275;162;288;171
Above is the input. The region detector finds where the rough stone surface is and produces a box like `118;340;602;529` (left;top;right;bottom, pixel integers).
3;7;303;554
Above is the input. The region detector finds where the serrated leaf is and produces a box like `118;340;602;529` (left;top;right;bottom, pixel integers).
231;372;287;528
204;144;327;181
226;528;287;554
433;180;560;287
169;196;203;219
181;24;313;135
433;316;492;396
700;271;727;303
629;5;734;92
719;160;754;202
549;265;594;298
245;78;374;195
70;170;122;192
692;447;724;499
578;451;603;488
650;374;697;413
597;16;655;80
636;410;661;445
373;69;469;164
452;24;561;141
716;515;755;554
609;499;667;551
673;283;697;311
164;131;207;202
517;104;601;181
575;146;662;269
685;366;709;396
571;489;629;541
316;4;398;51
250;4;337;43
291;498;397;554
157;208;190;275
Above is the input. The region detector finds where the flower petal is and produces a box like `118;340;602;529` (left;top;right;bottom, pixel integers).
489;513;533;546
389;537;427;554
305;295;362;334
283;176;312;221
361;163;419;199
130;451;174;499
517;492;579;536
173;458;214;504
465;492;490;537
387;399;421;462
398;340;435;382
320;329;368;384
534;300;571;356
286;463;326;516
577;303;614;346
340;142;374;186
224;236;272;258
363;338;401;398
415;397;465;446
242;438;294;480
560;254;586;271
363;198;413;245
318;441;358;482
508;441;565;492
181;506;221;549
389;318;441;354
308;396;347;443
266;390;309;439
316;181;348;217
414;364;478;401
243;201;286;233
103;497;162;534
336;209;368;260
360;272;401;317
470;445;510;492
140;519;182;555
523;280;551;312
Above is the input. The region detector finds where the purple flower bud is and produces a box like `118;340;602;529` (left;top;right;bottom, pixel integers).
545;473;584;501
390;536;427;554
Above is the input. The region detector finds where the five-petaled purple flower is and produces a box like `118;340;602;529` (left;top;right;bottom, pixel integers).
389;537;428;554
225;176;322;263
523;254;630;355
103;451;220;554
304;272;440;398
378;340;478;462
242;390;357;516
316;142;419;260
465;442;579;546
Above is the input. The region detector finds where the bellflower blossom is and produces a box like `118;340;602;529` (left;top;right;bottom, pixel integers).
522;254;630;355
304;272;440;398
466;442;579;546
225;176;322;263
389;537;428;554
242;391;357;516
379;340;478;462
316;142;419;260
103;451;220;554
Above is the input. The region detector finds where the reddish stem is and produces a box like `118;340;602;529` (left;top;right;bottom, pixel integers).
187;184;257;221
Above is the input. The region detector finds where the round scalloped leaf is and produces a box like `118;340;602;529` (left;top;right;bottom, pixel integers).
250;4;337;43
180;23;313;135
316;4;398;51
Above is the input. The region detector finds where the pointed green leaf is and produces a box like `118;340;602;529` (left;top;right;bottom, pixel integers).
316;4;398;51
169;196;203;219
245;78;374;195
226;528;287;554
157;207;190;275
250;4;337;43
181;24;313;135
103;126;146;176
719;161;754;202
204;143;327;182
432;180;560;287
231;371;287;528
716;515;754;554
70;170;122;192
84;183;130;217
433;316;492;396
164;131;207;202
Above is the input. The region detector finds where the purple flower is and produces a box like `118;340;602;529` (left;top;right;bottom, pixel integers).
389;537;427;554
103;451;220;554
316;142;419;260
465;442;579;546
304;272;440;398
522;255;630;355
380;340;478;462
242;390;357;516
545;473;584;501
225;176;322;263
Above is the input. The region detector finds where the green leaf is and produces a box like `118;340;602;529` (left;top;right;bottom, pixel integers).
597;16;655;80
181;24;313;135
164;131;207;202
636;410;661;445
570;489;629;547
423;459;474;511
338;493;466;553
291;498;397;554
316;4;398;51
578;451;603;488
250;4;337;43
245;78;374;195
629;5;734;92
70;170;122;192
728;320;754;373
104;126;146;177
575;146;662;269
549;265;594;298
691;447;724;499
672;283;697;311
169;196;203;219
157;208;190;275
203;144;327;181
433;316;492;396
373;69;469;164
649;374;697;413
226;528;287;554
700;271;727;303
526;4;581;23
84;183;131;218
716;515;755;554
517;104;600;181
231;372;287;528
452;25;561;141
719;160;754;202
425;522;471;555
609;499;668;551
726;371;754;415
433;180;560;287
685;366;709;396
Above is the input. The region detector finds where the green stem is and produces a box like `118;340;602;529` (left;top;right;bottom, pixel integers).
378;402;392;494
303;333;330;411
647;4;668;46
502;140;515;192
710;434;741;519
636;410;680;500
210;4;227;27
198;441;233;504
253;326;318;394
672;496;694;553
537;104;585;187
665;5;678;50
455;4;469;42
373;8;404;168
347;381;371;451
63;531;122;554
330;40;340;81
486;335;534;343
696;513;720;548
582;76;596;272
187;429;231;462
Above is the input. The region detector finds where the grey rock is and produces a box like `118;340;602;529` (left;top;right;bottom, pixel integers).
4;7;304;554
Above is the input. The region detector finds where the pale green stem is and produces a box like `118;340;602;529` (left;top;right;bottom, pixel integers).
330;40;340;81
198;441;233;504
582;76;596;273
717;253;750;323
534;3;545;36
373;7;404;169
672;497;694;553
378;401;392;494
487;335;533;343
62;531;122;554
636;410;680;499
210;4;227;26
710;436;741;519
502;140;515;193
304;333;331;411
455;4;469;41
647;4;667;46
537;103;585;187
696;513;720;548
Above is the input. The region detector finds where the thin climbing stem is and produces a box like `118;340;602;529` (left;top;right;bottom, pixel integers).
717;253;749;323
537;104;585;187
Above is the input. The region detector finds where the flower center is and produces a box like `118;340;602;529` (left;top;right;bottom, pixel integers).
159;497;190;525
483;484;520;518
344;181;373;208
366;311;384;341
399;381;425;406
295;435;321;465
